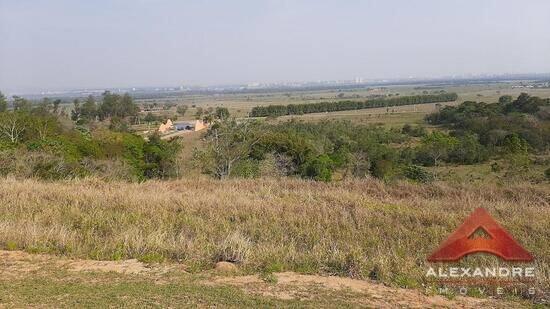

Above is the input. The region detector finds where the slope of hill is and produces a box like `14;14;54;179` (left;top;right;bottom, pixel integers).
0;177;547;306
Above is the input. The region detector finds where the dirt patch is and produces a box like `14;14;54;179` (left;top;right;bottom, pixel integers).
0;250;179;277
0;251;526;307
211;272;522;308
67;258;151;274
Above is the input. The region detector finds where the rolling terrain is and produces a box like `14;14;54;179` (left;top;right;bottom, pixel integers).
0;177;547;307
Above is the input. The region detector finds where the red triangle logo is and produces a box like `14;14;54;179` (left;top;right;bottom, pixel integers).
428;208;533;262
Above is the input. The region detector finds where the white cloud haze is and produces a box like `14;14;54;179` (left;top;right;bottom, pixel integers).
1;0;550;92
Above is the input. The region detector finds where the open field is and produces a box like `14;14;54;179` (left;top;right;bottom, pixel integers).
0;250;530;308
269;103;444;127
133;83;550;121
0;177;548;306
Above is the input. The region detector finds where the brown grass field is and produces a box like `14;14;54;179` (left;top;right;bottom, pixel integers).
0;177;548;306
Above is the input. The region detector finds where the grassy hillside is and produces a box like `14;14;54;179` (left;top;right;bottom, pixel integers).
0;177;547;297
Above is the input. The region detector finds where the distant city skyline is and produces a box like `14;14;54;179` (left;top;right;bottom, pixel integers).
1;0;550;93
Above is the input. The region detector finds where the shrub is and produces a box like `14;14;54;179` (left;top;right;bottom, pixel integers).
302;154;334;182
404;165;434;183
139;252;165;264
5;241;17;251
369;159;398;180
401;124;426;137
449;133;488;164
32;158;79;180
232;159;260;178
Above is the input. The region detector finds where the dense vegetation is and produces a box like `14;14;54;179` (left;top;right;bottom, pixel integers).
196;94;549;182
249;93;458;117
426;93;550;151
195;119;471;182
1;91;548;183
0;91;179;181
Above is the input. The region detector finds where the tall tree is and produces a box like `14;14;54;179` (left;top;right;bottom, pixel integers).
71;99;81;121
12;96;32;112
0;112;26;143
53;99;62;114
0;91;8;112
193;119;263;179
215;107;230;120
176;105;188;116
120;93;139;117
418;131;458;166
80;95;97;121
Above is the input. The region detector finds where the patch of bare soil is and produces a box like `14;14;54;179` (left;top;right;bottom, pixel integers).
211;272;523;308
0;250;178;277
0;251;525;307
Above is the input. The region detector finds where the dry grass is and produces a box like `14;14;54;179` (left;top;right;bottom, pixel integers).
0;176;548;294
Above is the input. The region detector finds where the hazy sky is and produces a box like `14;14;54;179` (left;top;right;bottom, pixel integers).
1;0;550;93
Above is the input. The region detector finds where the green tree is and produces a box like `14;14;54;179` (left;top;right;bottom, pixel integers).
501;134;531;175
416;131;458;166
120;93;139;118
450;133;487;164
215;107;230;120
503;133;528;154
203;114;214;124
303;154;334;181
498;95;513;104
195;107;204;119
143;112;157;123
52;99;62;114
193;119;263;179
97;92;138;119
176;105;188;116
80;95;97;121
109;116;129;132
12;96;32;112
0;92;7;112
142;133;180;178
71;99;81;121
0;112;27;143
28;113;60;140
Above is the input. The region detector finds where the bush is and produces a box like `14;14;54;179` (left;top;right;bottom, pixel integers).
302;154;334;182
32;158;85;180
449;133;488;164
369;159;399;180
138;252;165;264
232;159;260;178
401;124;426;137
404;165;434;183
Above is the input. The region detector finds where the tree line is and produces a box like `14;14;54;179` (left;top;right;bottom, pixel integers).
72;91;140;124
249;93;458;117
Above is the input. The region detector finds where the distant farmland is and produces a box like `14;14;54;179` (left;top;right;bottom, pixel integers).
249;93;458;117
